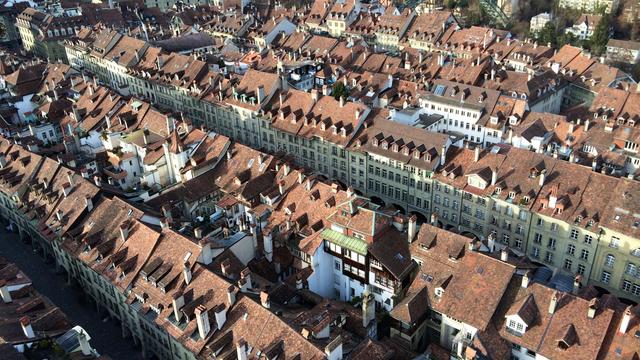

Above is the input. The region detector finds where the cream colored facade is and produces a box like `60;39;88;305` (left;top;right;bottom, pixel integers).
62;35;640;303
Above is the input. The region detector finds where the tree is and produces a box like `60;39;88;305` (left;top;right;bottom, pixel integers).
590;15;612;56
535;22;557;47
332;81;349;101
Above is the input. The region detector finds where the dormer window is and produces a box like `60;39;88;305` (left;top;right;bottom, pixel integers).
507;319;524;335
381;141;388;150
372;138;379;147
414;151;420;159
508;191;516;199
403;147;409;156
495;187;502;195
392;144;399;152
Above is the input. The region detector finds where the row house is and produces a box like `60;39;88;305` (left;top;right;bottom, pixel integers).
0;137;361;360
546;45;635;109
59;28;640;304
319;196;415;310
390;224;515;355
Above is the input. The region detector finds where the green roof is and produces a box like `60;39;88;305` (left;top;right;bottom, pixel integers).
321;228;368;255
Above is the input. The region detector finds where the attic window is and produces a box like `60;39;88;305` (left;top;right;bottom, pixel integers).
507;319;524;336
495;187;502;195
508;192;516;199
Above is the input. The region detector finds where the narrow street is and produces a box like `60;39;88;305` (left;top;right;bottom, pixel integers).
0;227;144;360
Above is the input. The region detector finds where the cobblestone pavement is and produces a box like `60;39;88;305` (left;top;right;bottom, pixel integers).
0;227;144;360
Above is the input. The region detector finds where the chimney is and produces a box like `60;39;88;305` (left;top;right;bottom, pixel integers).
474;146;480;162
440;145;446;166
549;291;558;314
620;306;633;334
260;291;270;308
362;289;375;328
199;239;212;265
77;330;92;356
214;304;227;330
539;170;546;187
227;285;237;306
521;271;531;288
339;96;345;107
584;119;590;132
591;158;598;172
162;205;173;223
20;316;35;339
172;291;185;322
183;261;192;285
283;164;290;175
491;68;496;80
256;85;265;106
408;215;417;243
311;88;319;102
322;84;329;96
278;181;285;195
119;223;129;241
325;335;343;360
298;172;304;184
194;227;204;239
306;178;314;191
236;339;248;360
264;233;273;262
62;182;73;198
240;268;253;290
0;281;11;303
195;305;211;339
573;275;582;294
93;176;102;187
56;209;64;222
500;248;508;262
296;275;303;290
491;168;498;186
430;212;438;226
85;195;93;212
588;298;598;319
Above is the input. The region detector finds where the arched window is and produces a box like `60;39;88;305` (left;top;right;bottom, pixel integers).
605;254;615;268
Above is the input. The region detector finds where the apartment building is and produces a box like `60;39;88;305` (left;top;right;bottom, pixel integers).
319;196;416;310
559;0;618;13
0;136;365;360
374;8;414;51
58;29;640;305
16;8;84;62
565;14;604;41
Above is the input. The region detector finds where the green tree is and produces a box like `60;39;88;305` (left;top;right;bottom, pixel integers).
332;81;349;101
535;22;557;47
590;15;612;56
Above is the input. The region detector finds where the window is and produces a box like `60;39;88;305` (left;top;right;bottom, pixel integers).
605;254;616;268
622;280;632;292
515;238;522;249
633;284;640;296
626;263;637;277
547;238;556;250
545;252;554;264
531;247;540;259
550;223;559;232
577;264;586;275
567;244;576;256
563;258;572;271
580;249;589;261
601;271;611;284
570;229;579;240
610;237;621;248
584;234;593;245
534;233;542;244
